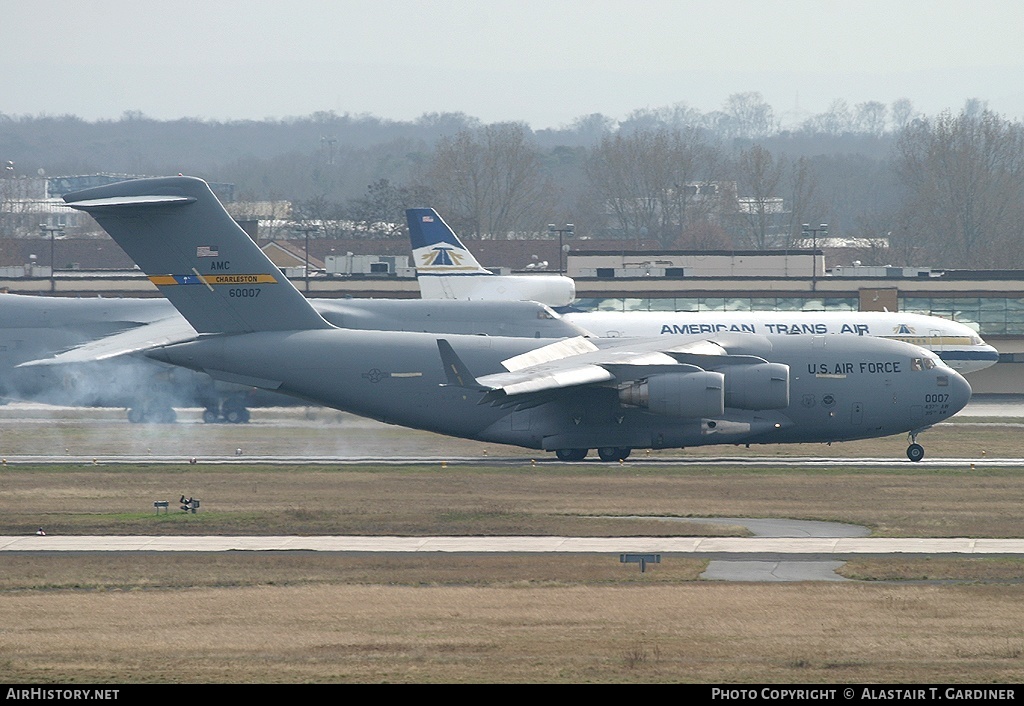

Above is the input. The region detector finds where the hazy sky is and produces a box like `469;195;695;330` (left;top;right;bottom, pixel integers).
3;0;1023;128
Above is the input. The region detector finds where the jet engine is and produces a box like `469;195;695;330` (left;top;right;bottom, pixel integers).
722;362;790;410
618;371;725;418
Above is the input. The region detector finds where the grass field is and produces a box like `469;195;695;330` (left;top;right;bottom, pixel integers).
2;408;1024;683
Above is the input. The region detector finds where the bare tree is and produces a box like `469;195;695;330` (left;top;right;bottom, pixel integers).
347;178;433;238
732;145;785;249
415;123;555;238
962;98;988;119
619;102;704;133
722;92;775;140
584;127;722;246
894;110;1024;267
804;99;853;135
783;157;816;247
854;101;888;137
890;98;917;131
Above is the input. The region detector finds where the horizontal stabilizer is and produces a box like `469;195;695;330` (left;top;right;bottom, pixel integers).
17;316;198;367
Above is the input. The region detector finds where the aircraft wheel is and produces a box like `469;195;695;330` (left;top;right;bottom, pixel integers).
597;447;621;462
127;408;145;424
202;408;220;424
617;447;631;461
907;443;925;462
154;408;177;424
224;407;251;424
555;448;587;462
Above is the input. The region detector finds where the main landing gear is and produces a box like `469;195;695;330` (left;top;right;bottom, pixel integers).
126;403;177;424
202;397;251;424
906;431;925;462
554;447;631;462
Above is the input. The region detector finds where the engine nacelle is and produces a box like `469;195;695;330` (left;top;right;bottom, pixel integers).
618;371;725;418
722;363;790;410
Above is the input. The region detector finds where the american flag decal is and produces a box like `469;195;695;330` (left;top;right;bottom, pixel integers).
196;246;219;257
422;215;434;223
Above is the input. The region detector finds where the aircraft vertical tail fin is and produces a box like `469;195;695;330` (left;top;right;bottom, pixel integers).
406;206;576;306
64;176;332;334
406;208;490;278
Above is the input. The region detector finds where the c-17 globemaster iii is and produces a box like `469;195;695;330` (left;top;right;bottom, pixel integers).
62;176;971;462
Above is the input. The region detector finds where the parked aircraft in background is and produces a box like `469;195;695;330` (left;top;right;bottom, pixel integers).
0;295;216;422
3;295;584;422
566;310;998;375
406;208;999;375
60;176;971;461
407;207;576;307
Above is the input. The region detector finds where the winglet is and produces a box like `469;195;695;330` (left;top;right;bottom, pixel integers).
437;339;488;390
64;176;332;334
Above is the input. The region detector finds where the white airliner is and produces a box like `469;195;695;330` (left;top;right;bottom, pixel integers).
561;310;997;374
406;208;999;375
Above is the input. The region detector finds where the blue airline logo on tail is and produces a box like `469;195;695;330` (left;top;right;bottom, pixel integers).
420;245;466;267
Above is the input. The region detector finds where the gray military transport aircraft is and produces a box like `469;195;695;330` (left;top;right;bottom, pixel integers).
61;176;972;462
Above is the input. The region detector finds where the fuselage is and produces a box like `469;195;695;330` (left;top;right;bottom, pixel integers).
417;273;576;307
561;310;998;374
150;329;972;452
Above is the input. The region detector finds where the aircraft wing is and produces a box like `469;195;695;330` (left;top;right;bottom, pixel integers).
442;334;785;414
16;316;199;367
475;336;681;395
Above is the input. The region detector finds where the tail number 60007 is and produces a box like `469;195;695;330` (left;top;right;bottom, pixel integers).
229;288;260;298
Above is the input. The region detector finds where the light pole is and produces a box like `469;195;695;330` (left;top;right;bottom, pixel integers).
292;224;320;292
547;223;574;274
39;223;64;293
2;161;13;238
801;223;827;291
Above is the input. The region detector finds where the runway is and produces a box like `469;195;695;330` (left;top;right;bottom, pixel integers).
1;453;1019;467
10;511;1022;582
7;534;1024;554
4;399;1023;582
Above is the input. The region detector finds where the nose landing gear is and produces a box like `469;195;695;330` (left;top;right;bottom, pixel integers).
906;431;925;462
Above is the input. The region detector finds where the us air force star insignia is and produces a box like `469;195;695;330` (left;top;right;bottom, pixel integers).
362;368;386;383
822;394;836;407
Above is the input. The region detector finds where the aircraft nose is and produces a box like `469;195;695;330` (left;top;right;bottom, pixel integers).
946;370;973;415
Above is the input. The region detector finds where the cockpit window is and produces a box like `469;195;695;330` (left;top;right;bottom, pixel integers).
912;356;939;371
